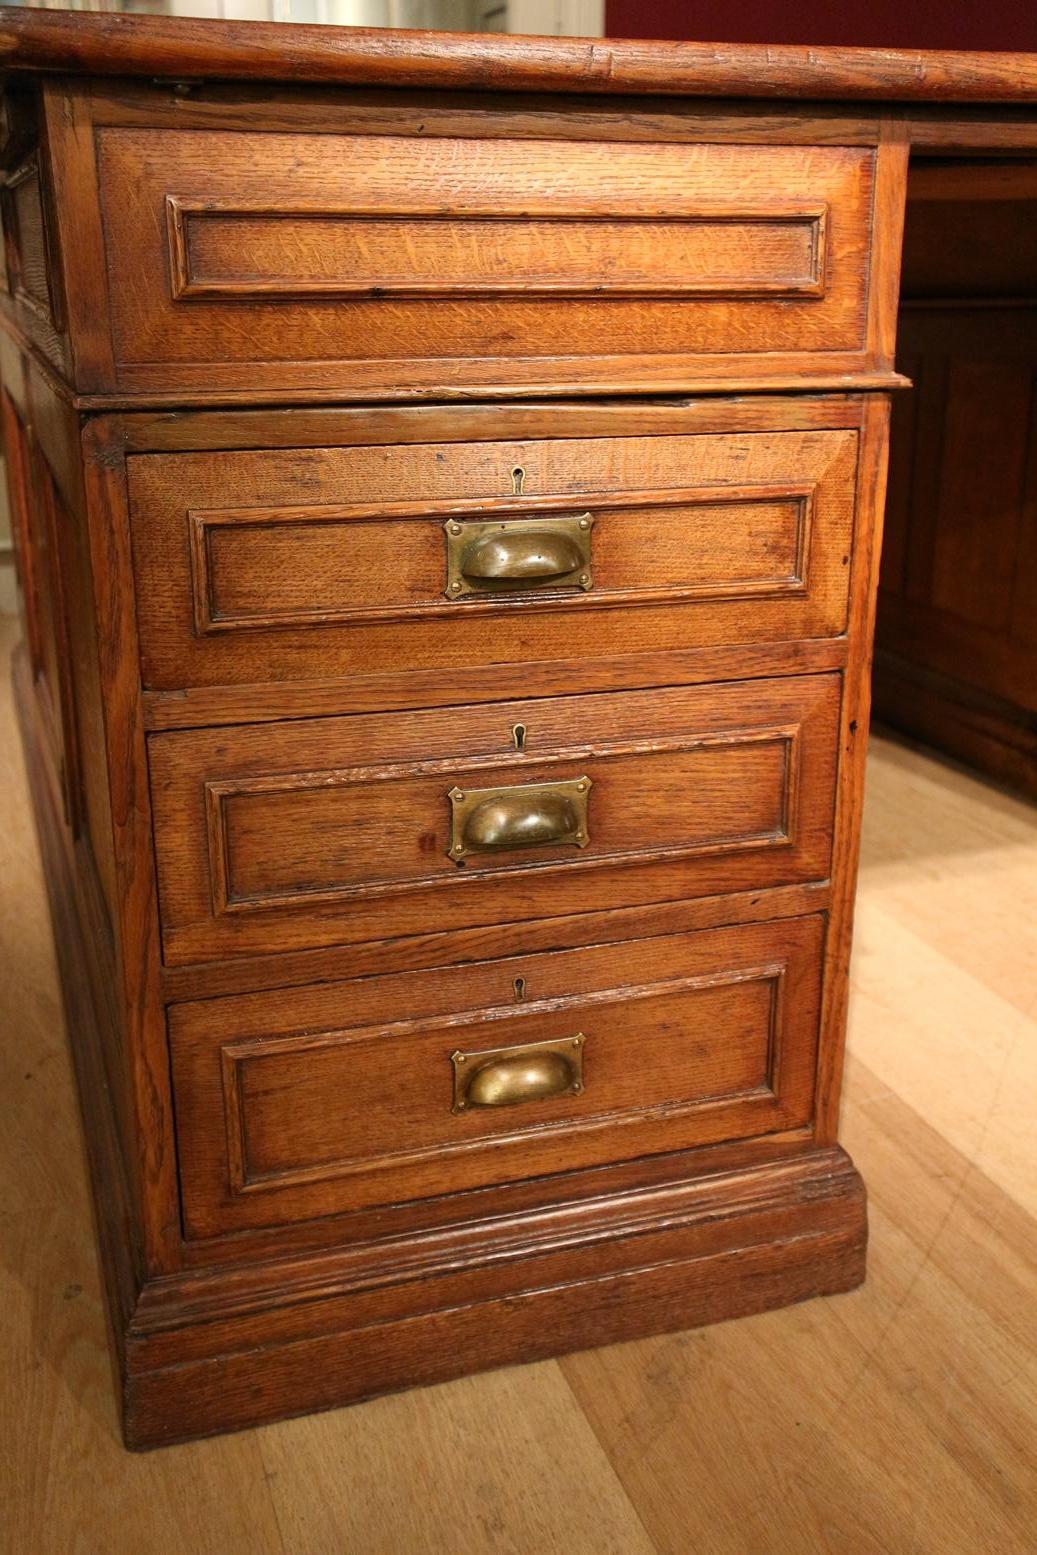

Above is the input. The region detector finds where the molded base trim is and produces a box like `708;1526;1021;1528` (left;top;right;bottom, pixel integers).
123;1147;866;1449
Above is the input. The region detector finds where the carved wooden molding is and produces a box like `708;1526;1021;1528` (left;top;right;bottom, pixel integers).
217;961;789;1198
165;195;830;304
186;481;817;635
201;723;802;917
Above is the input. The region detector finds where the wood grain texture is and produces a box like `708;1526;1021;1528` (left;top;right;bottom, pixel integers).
93;392;875;453
129;421;859;693
10;629;863;1452
123;1152;865;1449
148;673;840;965
0;90;71;378
875;171;1037;796
37;81;114;391
158;879;832;1007
2;7;1037;104
85;77;890;148
77;419;181;1276
94;125;877;399
169;915;824;1239
9;597;1037;1535
10;638;140;1388
813;394;891;1143
0;14;932;1451
140;638;849;733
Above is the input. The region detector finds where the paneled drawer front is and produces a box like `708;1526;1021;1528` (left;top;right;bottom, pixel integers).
170;915;825;1238
149;674;840;965
129;427;858;692
96;128;876;398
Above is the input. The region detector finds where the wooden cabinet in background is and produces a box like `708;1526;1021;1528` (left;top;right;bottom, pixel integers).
875;161;1037;796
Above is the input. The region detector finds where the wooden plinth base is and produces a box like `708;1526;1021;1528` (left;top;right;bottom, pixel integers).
125;1151;866;1449
15;647;867;1451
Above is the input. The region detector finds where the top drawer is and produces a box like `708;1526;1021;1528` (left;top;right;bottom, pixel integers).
89;122;880;400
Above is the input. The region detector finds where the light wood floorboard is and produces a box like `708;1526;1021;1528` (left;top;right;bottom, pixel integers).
1;612;1035;1555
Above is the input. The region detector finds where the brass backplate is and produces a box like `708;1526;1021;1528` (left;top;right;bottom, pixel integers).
447;775;591;862
451;1034;585;1113
443;512;594;599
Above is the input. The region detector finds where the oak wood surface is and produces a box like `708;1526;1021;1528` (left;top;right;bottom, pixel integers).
148;673;840;965
118;394;862;733
7;74;917;405
91;121;878;400
157;879;832;1007
139;638;849;733
11;645;864;1447
4;637;1036;1540
38;81;115;392
2;7;1037;104
92;392;875;452
813;392;893;1142
169;915;824;1239
77;417;182;1277
85;76;894;146
876;193;1037;795
0;89;71;379
129;422;859;694
0;17;921;1449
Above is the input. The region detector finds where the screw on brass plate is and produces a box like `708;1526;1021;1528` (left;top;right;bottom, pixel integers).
514;976;526;1002
511;464;526;496
512;723;527;752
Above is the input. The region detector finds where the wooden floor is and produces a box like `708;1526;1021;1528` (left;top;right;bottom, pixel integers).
2;610;1036;1555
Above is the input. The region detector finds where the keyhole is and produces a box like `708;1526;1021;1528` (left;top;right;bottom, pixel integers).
511;464;526;496
513;976;527;1002
512;722;527;752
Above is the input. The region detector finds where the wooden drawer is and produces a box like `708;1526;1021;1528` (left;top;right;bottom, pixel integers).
148;674;840;966
129;425;859;693
169;914;825;1238
94;125;877;399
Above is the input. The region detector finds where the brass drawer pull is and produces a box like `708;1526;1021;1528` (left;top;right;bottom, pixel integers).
452;1035;585;1112
444;513;593;598
464;529;581;581
448;776;591;860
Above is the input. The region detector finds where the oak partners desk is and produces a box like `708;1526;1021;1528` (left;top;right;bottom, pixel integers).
1;8;1034;1447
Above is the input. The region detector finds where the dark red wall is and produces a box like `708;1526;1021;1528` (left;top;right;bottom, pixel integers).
604;2;1037;51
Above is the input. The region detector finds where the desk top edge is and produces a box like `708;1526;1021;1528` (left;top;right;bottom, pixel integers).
1;7;1036;104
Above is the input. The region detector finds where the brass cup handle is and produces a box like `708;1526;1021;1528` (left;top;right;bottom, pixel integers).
462;528;583;583
444;514;593;598
448;777;591;861
452;1036;585;1112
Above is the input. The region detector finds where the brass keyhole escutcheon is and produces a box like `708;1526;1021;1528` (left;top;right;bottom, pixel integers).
514;976;527;1001
512;723;527;752
511;464;526;496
